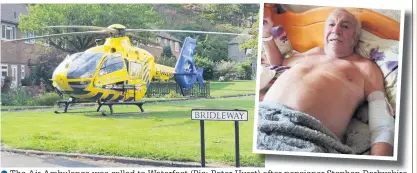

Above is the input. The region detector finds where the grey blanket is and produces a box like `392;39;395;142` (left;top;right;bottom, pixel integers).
257;101;356;154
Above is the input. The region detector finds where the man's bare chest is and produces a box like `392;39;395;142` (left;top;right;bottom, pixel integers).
292;56;365;85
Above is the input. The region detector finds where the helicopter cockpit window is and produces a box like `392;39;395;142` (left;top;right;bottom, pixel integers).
67;52;105;79
99;54;125;76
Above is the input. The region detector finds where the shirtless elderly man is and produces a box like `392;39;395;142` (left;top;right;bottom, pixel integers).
260;8;394;156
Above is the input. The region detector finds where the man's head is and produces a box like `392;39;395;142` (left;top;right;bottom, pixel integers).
324;8;361;58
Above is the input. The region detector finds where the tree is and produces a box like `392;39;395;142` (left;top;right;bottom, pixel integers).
161;45;174;58
240;13;259;61
199;4;259;27
196;35;230;62
237;61;253;80
26;48;68;91
19;4;162;53
194;55;215;80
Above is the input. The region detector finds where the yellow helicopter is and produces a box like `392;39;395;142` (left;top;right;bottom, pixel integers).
6;24;249;115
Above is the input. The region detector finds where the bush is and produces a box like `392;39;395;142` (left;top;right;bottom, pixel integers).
21;76;37;86
194;55;215;80
1;76;12;93
237;61;253;80
1;86;34;106
0;88;62;106
161;45;174;58
29;92;62;106
167;90;183;99
156;56;177;67
214;60;239;81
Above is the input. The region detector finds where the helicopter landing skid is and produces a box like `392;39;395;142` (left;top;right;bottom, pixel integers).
97;101;145;116
53;100;92;114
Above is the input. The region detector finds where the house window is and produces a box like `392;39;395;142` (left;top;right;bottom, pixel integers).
24;32;36;44
155;37;161;48
1;64;8;80
170;40;174;50
10;65;18;87
175;42;180;52
164;39;168;46
246;48;253;56
1;24;16;40
147;38;153;47
20;65;25;79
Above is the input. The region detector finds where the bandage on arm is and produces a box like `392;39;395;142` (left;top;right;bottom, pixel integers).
367;91;395;147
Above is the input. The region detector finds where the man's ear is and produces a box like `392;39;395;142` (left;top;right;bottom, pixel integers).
353;34;360;49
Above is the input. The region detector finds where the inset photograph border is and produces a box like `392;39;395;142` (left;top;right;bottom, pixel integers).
253;2;405;161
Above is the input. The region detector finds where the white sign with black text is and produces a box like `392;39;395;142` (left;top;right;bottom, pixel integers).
191;109;248;121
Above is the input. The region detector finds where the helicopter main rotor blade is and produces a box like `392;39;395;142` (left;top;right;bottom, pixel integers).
126;33;159;45
3;30;109;42
46;25;116;32
125;29;252;36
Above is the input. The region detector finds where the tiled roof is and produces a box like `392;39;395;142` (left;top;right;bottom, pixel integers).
228;28;253;44
156;32;181;43
1;4;29;24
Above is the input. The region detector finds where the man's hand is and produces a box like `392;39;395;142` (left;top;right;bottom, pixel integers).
262;17;286;66
263;17;273;38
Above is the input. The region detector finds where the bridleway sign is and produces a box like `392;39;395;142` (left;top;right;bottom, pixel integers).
191;109;248;168
191;109;248;121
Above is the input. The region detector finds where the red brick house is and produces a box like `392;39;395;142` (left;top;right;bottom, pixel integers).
1;4;45;87
136;31;182;59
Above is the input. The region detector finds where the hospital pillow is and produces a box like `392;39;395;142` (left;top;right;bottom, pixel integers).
271;25;293;57
356;29;400;115
261;26;294;66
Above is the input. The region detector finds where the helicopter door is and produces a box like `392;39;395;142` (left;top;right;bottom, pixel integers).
94;54;129;87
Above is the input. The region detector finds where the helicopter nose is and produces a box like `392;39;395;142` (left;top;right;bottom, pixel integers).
68;80;91;90
52;71;72;91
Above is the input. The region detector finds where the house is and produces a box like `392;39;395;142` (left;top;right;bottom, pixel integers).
135;32;182;59
1;4;45;87
228;28;253;62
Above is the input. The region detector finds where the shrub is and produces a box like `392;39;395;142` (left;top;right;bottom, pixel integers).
237;61;253;80
1;86;34;106
156;56;177;67
1;76;12;93
21;76;36;86
161;45;174;58
214;60;238;81
29;92;62;106
194;55;215;80
167;90;183;99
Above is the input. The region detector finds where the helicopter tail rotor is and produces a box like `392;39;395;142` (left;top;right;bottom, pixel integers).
174;37;204;96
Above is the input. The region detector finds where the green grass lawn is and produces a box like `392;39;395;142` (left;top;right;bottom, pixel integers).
1;96;264;167
210;80;256;97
